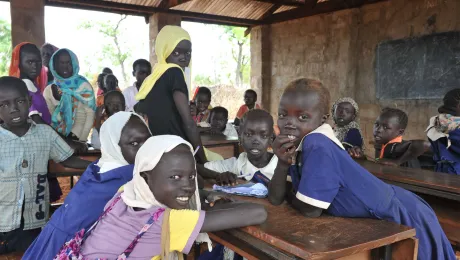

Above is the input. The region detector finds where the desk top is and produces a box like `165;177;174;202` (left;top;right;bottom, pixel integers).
220;196;415;259
201;134;239;146
358;160;460;198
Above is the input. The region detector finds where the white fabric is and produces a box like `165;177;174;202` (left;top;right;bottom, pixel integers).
426;116;451;148
90;129;101;150
296;124;345;152
122;84;139;112
96;112;148;173
204;152;278;181
223;123;238;137
22;79;38;93
296;192;331;209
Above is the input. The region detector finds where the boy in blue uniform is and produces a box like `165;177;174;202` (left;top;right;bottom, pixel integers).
0;76;91;254
268;78;455;260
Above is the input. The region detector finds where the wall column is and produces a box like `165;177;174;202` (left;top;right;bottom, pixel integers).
149;13;182;64
250;25;272;113
10;0;46;47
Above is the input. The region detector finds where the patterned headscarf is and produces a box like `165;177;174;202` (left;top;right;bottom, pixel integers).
9;42;48;93
331;97;363;143
49;48;96;136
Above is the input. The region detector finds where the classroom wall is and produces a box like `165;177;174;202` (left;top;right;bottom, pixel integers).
253;0;460;155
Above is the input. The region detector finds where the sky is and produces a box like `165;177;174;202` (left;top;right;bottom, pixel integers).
0;2;235;87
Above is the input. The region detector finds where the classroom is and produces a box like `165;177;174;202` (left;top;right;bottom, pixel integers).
1;0;460;259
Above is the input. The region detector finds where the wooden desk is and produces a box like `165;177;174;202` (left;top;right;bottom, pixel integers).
48;150;101;187
358;160;460;247
208;196;417;260
357;160;460;201
201;134;239;159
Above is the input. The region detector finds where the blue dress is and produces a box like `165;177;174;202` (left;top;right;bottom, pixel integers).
23;162;134;260
289;133;455;260
429;129;460;175
342;128;363;149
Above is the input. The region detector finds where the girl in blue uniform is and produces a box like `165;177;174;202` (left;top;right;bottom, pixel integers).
268;78;455;260
427;88;460;174
23;112;152;259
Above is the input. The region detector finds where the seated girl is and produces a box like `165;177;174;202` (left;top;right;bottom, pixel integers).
198;109;278;187
427;88;460;175
268;78;455;260
91;90;126;149
349;108;426;168
23;112;152;260
9;42;51;125
56;135;267;259
96;73;120;107
331;97;363;150
195;87;212;124
43;48;96;144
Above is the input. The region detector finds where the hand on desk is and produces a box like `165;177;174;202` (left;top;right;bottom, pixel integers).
216;172;238;186
68;140;88;154
348;146;365;159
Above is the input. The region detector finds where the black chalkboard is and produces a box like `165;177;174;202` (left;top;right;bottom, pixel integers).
375;31;460;100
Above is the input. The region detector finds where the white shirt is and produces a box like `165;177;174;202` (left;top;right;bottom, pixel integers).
204;152;278;181
122;84;139;112
223;123;238;138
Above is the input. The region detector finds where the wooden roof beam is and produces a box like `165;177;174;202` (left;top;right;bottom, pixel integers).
46;0;262;27
267;0;387;24
255;0;306;6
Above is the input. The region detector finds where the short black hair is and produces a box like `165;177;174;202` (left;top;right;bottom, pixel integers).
196;87;212;100
439;89;460;115
133;59;151;71
380;107;408;129
104;90;125;105
97;73;107;88
20;43;41;56
104;74;118;84
102;67;113;74
210;106;228;119
241;109;274;133
0;76;29;97
245;89;257;99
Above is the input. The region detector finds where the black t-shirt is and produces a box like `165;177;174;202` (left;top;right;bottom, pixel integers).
137;67;189;140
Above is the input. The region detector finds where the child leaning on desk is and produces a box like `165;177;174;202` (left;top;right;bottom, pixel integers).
197;109;278;186
267;78;455;260
0;77;91;254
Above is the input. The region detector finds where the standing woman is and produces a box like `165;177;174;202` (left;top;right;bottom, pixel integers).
43;48;96;144
136;25;207;163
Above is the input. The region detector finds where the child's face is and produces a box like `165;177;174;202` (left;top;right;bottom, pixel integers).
244;92;256;107
118;116;152;164
373;115;404;145
41;45;55;68
19;50;42;81
104;75;118;92
0;87;30;129
278;90;327;147
105;94;125;117
133;64;152;86
190;104;197;117
209;112;227;132
241;120;273;159
143;145;196;210
334;102;356;127
54;51;73;79
165;40;192;70
195;94;210;113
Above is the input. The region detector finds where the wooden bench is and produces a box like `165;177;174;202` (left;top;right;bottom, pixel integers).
358;160;460;248
201;134;239;159
207;195;417;260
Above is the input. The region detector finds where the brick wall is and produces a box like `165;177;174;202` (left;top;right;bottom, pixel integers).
252;0;460;156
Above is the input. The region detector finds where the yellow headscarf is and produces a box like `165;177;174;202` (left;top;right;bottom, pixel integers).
136;25;191;101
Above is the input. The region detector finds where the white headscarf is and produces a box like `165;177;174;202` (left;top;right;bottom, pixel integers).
96;111;149;174
121;135;200;210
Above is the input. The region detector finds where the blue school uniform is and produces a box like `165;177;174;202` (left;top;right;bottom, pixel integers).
429;129;460;175
289;124;455;260
342;128;363;149
23;162;134;260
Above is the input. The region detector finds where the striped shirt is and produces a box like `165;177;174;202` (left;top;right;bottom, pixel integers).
0;122;73;232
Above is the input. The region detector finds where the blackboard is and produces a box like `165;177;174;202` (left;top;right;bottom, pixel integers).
375;31;460;100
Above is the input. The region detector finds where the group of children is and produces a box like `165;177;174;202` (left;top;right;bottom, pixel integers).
0;24;458;259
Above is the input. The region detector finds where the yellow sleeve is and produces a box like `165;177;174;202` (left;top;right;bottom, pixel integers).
204;148;224;161
169;209;205;253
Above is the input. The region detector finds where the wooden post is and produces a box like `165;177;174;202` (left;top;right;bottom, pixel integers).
250;25;272;113
148;13;181;65
10;0;46;47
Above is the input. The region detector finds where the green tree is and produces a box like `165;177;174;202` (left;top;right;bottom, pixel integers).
0;19;12;76
79;15;130;84
221;26;250;87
